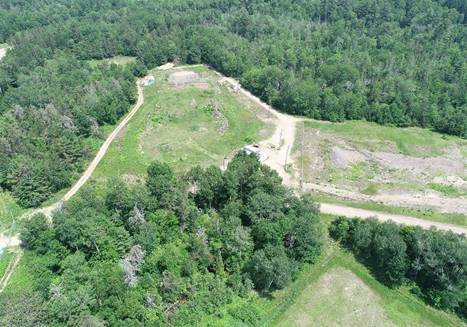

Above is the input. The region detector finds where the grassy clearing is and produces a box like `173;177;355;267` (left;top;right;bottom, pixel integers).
0;192;25;233
1;251;34;295
93;65;267;181
304;120;466;157
0;250;13;278
260;244;463;327
312;193;467;227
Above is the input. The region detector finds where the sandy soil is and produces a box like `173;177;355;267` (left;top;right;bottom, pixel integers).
330;146;464;175
305;182;467;216
320;203;467;234
331;146;367;168
0;233;20;248
219;75;301;186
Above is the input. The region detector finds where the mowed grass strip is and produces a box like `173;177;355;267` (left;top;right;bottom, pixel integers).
258;244;463;327
93;65;265;180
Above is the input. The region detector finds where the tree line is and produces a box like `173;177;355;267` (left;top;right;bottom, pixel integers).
330;216;467;319
0;153;324;326
1;0;466;207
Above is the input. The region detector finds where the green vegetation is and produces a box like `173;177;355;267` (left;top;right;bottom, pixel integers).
0;250;13;277
1;251;34;296
330;217;467;319
93;66;265;181
0;192;25;232
361;183;379;196
88;56;136;68
312;193;467;227
1;154;324;325
429;183;467;197
0;55;136;208
0;1;465;325
267;245;462;327
1;0;466;209
304;120;466;157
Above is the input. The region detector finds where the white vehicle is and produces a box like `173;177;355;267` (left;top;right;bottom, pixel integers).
242;145;268;162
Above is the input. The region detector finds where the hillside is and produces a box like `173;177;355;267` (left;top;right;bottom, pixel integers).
0;1;466;326
1;0;466;207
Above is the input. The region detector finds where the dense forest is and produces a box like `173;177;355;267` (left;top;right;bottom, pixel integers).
0;0;466;207
330;216;467;319
0;154;324;326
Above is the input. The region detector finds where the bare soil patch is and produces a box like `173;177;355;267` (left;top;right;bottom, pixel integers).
169;71;200;86
330;146;367;168
330;146;463;175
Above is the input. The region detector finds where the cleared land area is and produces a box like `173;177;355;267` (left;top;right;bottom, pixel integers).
293;120;467;219
92;65;270;181
261;245;464;327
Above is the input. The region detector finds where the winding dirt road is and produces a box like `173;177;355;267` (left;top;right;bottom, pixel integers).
0;81;144;248
0;64;465;293
0;80;144;292
218;72;467;235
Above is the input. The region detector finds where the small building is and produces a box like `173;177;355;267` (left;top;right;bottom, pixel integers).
142;75;155;86
242;145;268;162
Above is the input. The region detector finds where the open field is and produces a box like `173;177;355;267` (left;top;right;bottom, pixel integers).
259;244;464;327
294;120;467;216
93;65;270;181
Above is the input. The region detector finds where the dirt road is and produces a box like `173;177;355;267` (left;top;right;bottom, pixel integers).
41;80;144;214
0;80;145;250
320;203;467;234
219;76;301;185
218;71;467;235
0;79;145;292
